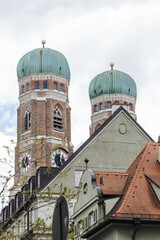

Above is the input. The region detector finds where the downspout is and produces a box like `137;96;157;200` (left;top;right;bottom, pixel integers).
132;219;140;240
101;201;106;219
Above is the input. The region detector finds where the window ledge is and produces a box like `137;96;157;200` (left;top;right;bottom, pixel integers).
21;130;31;136
53;129;64;134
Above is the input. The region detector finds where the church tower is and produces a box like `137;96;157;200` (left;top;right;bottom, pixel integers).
15;41;73;184
89;63;137;135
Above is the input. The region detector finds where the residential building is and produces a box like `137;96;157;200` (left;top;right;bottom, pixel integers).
73;142;160;240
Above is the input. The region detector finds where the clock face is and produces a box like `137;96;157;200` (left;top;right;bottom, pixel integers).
52;150;67;167
20;153;31;172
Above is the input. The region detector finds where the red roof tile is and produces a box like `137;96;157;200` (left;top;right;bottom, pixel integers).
95;171;128;195
111;142;160;219
94;143;160;220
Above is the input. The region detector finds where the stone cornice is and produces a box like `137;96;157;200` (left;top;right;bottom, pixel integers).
18;73;69;86
91;94;136;105
19;90;67;104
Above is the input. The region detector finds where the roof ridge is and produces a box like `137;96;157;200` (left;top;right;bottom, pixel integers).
94;171;128;175
116;142;151;214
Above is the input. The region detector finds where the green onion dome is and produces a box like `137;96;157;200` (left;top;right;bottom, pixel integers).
89;67;137;99
17;44;70;81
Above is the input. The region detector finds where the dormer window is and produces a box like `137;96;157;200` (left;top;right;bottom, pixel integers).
60;84;63;92
53;106;63;131
25;110;31;130
43;81;47;89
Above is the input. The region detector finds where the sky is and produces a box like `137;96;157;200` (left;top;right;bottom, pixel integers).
0;0;160;186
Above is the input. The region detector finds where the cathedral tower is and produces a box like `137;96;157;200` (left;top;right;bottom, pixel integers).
89;63;137;135
15;41;73;184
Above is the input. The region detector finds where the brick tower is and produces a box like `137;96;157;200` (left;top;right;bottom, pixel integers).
14;41;73;184
89;63;137;135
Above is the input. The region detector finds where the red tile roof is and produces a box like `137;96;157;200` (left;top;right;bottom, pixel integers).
95;171;129;195
95;143;160;220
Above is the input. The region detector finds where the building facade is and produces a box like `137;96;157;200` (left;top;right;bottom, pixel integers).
73;142;160;240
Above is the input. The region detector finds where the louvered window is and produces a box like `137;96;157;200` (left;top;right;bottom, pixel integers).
53;107;63;131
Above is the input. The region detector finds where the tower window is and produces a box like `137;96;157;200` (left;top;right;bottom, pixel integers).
60;84;63;92
94;105;97;112
129;103;132;111
22;85;25;94
53;106;63;131
35;82;39;89
25;110;31;130
27;84;30;91
99;103;103;110
54;82;57;90
43;81;47;89
107;102;111;109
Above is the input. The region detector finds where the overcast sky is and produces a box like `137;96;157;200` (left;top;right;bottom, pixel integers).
0;0;160;181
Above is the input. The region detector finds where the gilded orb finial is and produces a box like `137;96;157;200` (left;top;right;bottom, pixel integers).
110;62;114;70
41;40;46;48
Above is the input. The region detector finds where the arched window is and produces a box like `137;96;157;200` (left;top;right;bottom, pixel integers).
99;103;103;110
25;110;31;130
27;84;30;91
54;82;57;90
22;85;25;94
43;81;47;89
60;84;63;92
129;103;132;111
35;82;39;89
94;105;97;112
53;106;63;131
115;101;119;105
107;102;111;109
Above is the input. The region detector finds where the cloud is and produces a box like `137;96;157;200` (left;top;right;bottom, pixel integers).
0;0;160;149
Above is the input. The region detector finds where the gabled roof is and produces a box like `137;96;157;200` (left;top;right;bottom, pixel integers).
109;142;160;220
42;106;154;194
58;106;154;173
